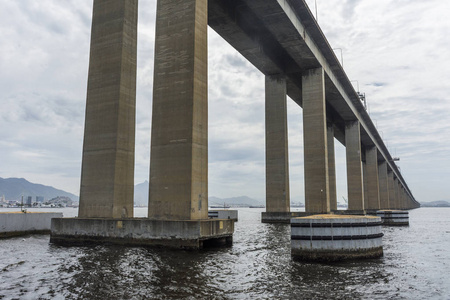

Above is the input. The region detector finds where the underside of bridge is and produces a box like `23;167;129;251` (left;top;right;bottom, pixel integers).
52;0;419;247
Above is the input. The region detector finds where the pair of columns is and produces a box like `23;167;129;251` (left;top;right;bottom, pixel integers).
79;0;208;220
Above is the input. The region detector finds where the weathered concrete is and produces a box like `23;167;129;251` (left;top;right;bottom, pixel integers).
378;161;389;209
388;171;396;209
365;147;380;210
302;68;330;214
265;75;290;213
345;121;364;210
208;210;238;222
377;210;409;226
149;0;208;220
78;0;138;218
1;212;63;238
50;218;234;249
291;214;383;261
262;211;312;223
327;123;337;211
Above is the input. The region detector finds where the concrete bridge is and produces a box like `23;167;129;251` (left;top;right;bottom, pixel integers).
51;0;419;248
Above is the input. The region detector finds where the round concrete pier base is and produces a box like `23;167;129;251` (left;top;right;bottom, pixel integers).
291;215;383;262
377;210;409;226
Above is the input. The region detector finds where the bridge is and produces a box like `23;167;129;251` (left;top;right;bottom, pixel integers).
51;0;419;248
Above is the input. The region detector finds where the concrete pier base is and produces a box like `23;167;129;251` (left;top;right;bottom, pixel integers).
1;212;63;238
291;215;383;261
208;210;238;222
50;218;234;249
377;210;409;226
262;212;312;223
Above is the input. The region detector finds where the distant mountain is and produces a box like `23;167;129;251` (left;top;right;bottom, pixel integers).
421;200;450;207
134;180;149;206
0;177;79;202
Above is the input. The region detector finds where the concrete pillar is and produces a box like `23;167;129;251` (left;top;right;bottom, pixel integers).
388;171;395;209
302;68;330;213
78;0;138;218
345;121;364;210
327;123;337;211
378;161;389;209
149;0;208;220
365;147;380;210
265;75;290;213
363;160;369;210
394;178;400;209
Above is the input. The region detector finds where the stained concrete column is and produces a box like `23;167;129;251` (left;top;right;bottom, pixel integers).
363;160;369;209
378;161;389;209
345;121;364;210
265;75;290;213
365;147;380;210
302;68;330;213
78;0;138;218
149;0;208;220
388;171;396;209
327;123;337;211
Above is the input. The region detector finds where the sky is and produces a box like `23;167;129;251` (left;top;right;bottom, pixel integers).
0;0;449;204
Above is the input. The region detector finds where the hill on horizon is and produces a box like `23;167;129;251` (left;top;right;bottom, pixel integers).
0;177;79;202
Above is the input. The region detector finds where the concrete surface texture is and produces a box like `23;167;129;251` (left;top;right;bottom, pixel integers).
378;162;390;209
302;68;330;214
1;212;63;237
365;147;380;210
78;0;137;218
265;75;290;213
51;218;233;249
148;0;208;220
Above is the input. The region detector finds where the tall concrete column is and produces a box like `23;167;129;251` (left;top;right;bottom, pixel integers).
394;177;400;209
149;0;208;220
365;147;380;210
327;123;337;211
363;160;369;209
388;170;395;209
265;75;290;213
345;121;364;210
378;161;389;209
302;68;330;213
78;0;138;218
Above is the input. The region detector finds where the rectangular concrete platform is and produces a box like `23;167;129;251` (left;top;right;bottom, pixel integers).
50;218;234;249
1;212;63;238
262;212;313;223
208;210;238;221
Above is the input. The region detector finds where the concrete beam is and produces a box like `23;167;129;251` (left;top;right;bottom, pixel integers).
149;0;208;220
345;121;364;210
365;147;380;210
78;0;138;218
302;68;330;213
265;75;290;213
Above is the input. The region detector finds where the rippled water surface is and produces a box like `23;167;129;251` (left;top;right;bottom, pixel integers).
1;207;449;299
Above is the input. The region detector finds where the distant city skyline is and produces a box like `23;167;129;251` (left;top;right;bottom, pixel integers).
1;0;449;203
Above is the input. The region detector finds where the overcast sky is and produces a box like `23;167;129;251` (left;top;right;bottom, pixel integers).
1;0;449;204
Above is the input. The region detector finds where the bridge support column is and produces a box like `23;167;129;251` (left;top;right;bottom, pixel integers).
365;147;380;211
388;171;396;209
394;177;400;209
327;123;337;211
378;161;389;209
262;76;293;223
149;0;209;220
345;121;364;211
302;68;330;214
78;0;138;218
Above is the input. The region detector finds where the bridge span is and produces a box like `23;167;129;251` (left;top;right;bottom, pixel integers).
51;0;419;248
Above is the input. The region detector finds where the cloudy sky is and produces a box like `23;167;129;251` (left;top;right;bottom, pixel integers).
1;0;449;204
